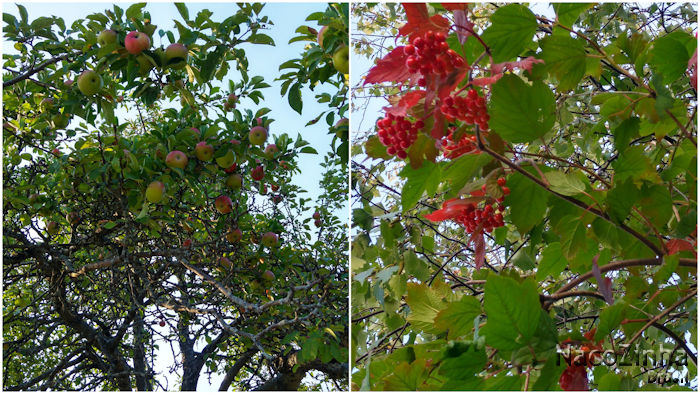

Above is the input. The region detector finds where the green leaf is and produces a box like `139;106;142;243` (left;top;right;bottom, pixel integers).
481;4;537;63
557;216;587;261
288;82;302;114
511;249;536;271
613;146;653;183
364;135;391;159
439;345;486;380
553;3;594;27
126;3;146;19
434;296;482;340
299;146;318;154
598;373;622;390
504;171;549;234
545;171;586;196
442;153;491;193
650;33;692;83
540;35;587;91
404;250;430;283
606;178;640;224
639;183;673;229
249;33;275;46
613;116;640;152
382;360;428;390
407;133;439;169
406;281;451;334
595;302;627;340
482;275;540;351
488;74;556;143
174;3;189;21
531;355;566;390
400;160;440;212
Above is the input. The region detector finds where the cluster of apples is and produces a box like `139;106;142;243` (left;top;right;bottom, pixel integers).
76;28;189;97
317;25;348;74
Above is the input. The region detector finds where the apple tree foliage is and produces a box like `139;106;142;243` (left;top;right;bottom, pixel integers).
3;3;347;391
351;3;696;391
278;3;350;167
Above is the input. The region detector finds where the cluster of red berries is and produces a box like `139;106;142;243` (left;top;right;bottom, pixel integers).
440;89;490;131
404;30;465;86
441;128;478;159
456;178;510;234
376;113;424;159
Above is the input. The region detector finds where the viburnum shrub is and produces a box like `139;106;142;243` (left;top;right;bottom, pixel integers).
352;3;696;392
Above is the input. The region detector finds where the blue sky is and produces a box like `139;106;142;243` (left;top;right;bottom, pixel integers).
4;2;342;391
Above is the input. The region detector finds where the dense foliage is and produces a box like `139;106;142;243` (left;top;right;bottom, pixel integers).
3;3;347;391
351;3;696;391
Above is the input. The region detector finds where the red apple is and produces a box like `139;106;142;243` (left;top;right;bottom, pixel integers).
230;139;241;145
125;31;150;55
195;141;214;161
215;195;233;214
183;239;192;248
261;232;278;247
226;228;243;243
219;257;233;270
165;43;188;69
314;218;322;228
165;150;188;169
66;212;80;225
224;163;237;173
51;148;61;157
272;195;283;204
248;126;267;146
159;320;166;327
46;221;59;235
227;93;237;107
261;269;276;281
317;25;328;48
264;144;279;159
251;165;264;181
313;211;320;220
270;184;279;192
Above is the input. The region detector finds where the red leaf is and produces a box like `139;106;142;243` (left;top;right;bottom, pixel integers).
399;3;451;38
441;3;470;11
591;257;614;305
364;47;415;85
430;107;447;139
471;232;486;269
452;9;473;44
424;198;471;222
471;74;503;87
666;238;696;256
559;365;588;391
385;90;426;117
491;56;545;74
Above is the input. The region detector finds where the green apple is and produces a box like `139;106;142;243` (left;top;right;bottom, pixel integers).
125;31;150;55
145;181;165;203
332;46;349;74
248;126;267;146
165;43;188;69
77;70;102;96
216;150;235;168
226;174;242;189
165;151;188;169
334;117;348;138
97;29;117;46
195;141;214;161
215;195;233;214
52;113;70;129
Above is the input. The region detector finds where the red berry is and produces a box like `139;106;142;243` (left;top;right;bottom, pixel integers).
501;186;510;195
497;177;506;186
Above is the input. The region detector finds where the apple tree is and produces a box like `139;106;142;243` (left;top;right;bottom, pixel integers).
278;3;350;166
3;3;347;391
351;3;696;391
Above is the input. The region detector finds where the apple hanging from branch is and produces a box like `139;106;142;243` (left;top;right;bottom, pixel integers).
165;151;188;169
77;70;102;96
226;228;243;243
124;31;150;55
261;232;278;247
251;165;265;181
97;29;117;47
145;181;165;203
195;141;214;162
214;195;233;214
248;126;268;146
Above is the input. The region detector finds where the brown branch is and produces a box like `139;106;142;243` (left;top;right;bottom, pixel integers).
625;289;697;348
219;349;258;391
551;257;696;299
474;127;663;256
4;53;75;87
